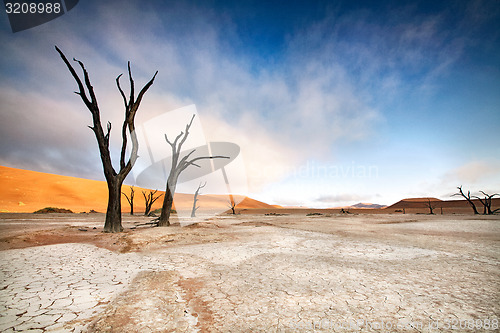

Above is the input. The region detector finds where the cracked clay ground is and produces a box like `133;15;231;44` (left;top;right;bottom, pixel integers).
0;213;499;332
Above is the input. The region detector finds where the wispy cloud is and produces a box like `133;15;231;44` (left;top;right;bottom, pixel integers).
443;160;500;185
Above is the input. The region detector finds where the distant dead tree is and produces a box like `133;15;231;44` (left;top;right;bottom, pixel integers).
143;190;163;216
122;186;135;215
56;46;157;232
191;181;207;217
473;191;499;215
400;201;406;214
228;194;236;215
452;186;479;215
158;114;228;226
424;199;437;214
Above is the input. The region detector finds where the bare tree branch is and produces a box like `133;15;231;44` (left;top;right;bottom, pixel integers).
452;186;479;215
142;190;163;216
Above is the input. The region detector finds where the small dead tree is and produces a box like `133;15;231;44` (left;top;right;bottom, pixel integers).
228;194;236;215
158;114;228;226
143;190;163;216
473;191;499;215
424;199;437;214
191;181;207;217
452;186;479;215
56;46;157;232
122;186;135;215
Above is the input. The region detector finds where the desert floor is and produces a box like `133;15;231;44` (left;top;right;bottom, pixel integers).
0;212;499;332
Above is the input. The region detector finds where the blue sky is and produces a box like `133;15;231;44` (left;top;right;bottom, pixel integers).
1;0;499;207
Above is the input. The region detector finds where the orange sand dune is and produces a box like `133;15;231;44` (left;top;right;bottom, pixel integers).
385;197;500;214
0;166;272;213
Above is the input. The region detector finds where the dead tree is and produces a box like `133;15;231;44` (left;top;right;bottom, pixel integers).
191;181;207;217
56;46;157;232
473;191;499;215
424;199;437;214
143;190;163;216
158;114;228;226
122;186;135;215
452;186;479;215
228;194;236;215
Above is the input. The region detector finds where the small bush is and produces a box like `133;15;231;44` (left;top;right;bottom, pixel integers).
34;207;73;214
151;208;176;215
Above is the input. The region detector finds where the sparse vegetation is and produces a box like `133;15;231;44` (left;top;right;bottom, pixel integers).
34;207;73;214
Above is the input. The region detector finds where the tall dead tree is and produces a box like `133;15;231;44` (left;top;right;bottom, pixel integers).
191;181;207;217
56;46;157;232
473;191;499;215
143;190;163;216
158;114;228;226
452;186;479;215
122;186;135;215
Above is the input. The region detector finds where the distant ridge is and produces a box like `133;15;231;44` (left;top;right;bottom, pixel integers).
328;202;386;209
399;197;442;202
385;197;500;213
350;202;387;209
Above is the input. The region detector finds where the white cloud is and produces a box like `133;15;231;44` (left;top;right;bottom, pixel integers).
443;160;500;184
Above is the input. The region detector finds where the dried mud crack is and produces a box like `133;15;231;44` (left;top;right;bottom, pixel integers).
0;214;499;332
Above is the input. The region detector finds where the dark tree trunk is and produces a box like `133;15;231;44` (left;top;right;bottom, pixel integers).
158;184;175;226
474;192;499;215
142;190;163;216
122;186;134;215
228;193;236;214
468;199;479;215
425;199;435;214
104;179;124;232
